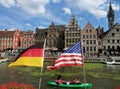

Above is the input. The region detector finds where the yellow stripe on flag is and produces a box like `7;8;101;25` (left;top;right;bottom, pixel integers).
8;57;43;68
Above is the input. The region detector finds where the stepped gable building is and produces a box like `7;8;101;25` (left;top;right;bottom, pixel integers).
47;22;66;51
20;30;34;49
0;28;20;51
103;2;120;56
81;22;100;58
34;27;48;45
65;15;81;49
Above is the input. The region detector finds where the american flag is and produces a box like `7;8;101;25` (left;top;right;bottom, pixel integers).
47;42;83;70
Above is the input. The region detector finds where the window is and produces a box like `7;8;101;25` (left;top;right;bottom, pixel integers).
94;47;96;51
90;46;92;51
93;35;96;38
83;40;85;44
108;40;110;43
83;47;85;53
93;40;96;44
83;35;85;38
87;47;89;51
86;40;89;44
112;46;115;49
86;35;88;38
112;33;115;37
108;46;110;49
116;29;119;32
117;46;120;50
89;29;92;33
117;40;119;43
115;60;120;62
90;35;92;38
86;29;88;33
90;40;92;44
112;40;114;43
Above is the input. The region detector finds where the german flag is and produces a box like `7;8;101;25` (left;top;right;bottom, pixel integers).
8;44;44;68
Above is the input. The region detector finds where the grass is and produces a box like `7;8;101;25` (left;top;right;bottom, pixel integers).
11;62;120;80
84;63;104;70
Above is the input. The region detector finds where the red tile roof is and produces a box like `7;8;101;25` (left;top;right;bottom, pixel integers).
0;30;15;37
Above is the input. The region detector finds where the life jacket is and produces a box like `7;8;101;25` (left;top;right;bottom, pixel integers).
56;79;63;84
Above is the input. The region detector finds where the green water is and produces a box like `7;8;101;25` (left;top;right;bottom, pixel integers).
0;62;120;89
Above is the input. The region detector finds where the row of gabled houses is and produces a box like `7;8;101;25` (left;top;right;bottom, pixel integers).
0;2;120;58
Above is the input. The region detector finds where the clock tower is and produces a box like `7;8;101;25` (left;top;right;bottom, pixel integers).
107;1;114;29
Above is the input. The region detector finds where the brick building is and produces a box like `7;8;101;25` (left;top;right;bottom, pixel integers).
81;22;99;58
20;30;34;49
47;22;66;51
0;28;20;51
34;27;47;45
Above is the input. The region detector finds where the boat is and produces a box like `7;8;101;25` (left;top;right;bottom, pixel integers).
47;81;92;89
0;58;8;63
104;56;120;65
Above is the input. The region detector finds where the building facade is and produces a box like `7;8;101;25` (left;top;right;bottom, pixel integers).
34;27;47;45
103;2;120;56
20;30;34;49
81;22;99;58
0;28;20;51
65;15;81;49
103;23;120;56
47;22;66;51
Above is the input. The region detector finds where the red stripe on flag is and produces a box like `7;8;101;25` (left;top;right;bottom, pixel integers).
54;63;83;69
55;59;83;64
47;53;83;70
58;54;82;58
20;49;44;57
55;53;82;64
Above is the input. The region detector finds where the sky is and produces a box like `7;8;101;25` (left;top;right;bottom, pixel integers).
0;0;120;32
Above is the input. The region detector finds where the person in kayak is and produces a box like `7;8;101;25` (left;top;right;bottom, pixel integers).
55;75;66;84
70;77;80;84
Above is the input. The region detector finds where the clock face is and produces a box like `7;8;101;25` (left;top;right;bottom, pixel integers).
109;17;112;20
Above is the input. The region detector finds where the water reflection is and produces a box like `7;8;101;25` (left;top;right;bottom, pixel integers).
0;63;120;89
105;64;120;71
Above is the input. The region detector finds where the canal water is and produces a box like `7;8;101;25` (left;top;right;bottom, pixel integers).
0;62;120;89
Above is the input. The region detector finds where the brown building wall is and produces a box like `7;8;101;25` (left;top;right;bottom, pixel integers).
81;22;99;58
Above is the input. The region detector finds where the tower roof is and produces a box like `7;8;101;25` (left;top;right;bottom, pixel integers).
108;0;114;16
109;0;112;10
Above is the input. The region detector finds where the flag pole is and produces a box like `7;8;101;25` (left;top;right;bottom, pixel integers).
81;41;87;89
39;38;46;89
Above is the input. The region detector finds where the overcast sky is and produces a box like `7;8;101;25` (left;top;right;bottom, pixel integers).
0;0;120;32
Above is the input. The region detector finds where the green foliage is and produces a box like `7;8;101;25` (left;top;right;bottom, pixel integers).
84;63;104;70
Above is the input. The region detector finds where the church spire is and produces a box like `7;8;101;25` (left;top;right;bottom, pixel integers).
109;0;113;11
107;0;114;29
